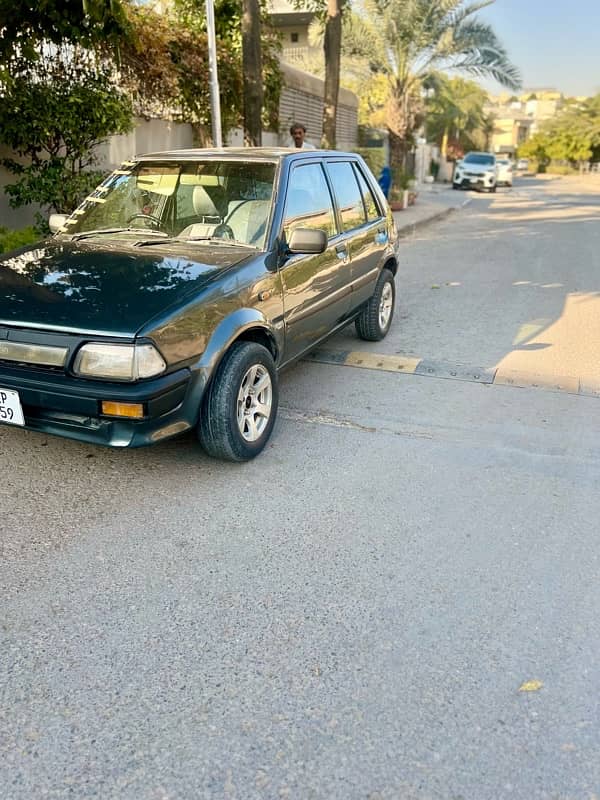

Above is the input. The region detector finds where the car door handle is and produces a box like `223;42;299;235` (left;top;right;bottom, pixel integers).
335;243;349;260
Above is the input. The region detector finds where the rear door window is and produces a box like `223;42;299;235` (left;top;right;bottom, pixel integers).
353;165;382;222
326;161;368;233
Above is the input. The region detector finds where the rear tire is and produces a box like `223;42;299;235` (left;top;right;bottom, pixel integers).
355;268;396;341
198;341;278;462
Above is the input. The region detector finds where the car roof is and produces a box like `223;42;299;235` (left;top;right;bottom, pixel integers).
464;151;495;157
134;147;361;162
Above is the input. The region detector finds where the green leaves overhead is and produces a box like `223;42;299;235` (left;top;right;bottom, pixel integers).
0;0;129;61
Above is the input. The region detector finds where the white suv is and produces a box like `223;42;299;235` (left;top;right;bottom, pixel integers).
453;152;497;192
496;158;513;187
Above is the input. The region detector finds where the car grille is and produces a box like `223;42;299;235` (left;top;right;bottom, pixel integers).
0;341;68;369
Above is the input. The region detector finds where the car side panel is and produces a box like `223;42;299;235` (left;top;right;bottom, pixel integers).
140;256;285;366
279;244;352;363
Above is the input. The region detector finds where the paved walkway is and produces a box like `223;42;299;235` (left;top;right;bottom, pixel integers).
391;181;467;236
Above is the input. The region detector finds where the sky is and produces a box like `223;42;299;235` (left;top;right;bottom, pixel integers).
476;0;600;97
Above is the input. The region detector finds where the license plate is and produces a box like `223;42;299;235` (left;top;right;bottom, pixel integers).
0;388;25;426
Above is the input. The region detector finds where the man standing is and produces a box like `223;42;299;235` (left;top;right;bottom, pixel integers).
289;123;316;149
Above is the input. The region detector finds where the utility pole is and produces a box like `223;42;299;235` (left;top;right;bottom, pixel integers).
205;0;222;147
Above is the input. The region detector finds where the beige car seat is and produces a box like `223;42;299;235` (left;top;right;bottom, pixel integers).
225;200;271;246
179;185;226;240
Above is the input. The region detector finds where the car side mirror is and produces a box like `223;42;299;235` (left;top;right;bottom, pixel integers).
287;227;327;255
49;213;69;234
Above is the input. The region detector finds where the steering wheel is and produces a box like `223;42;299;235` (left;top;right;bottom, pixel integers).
127;213;168;232
213;223;235;240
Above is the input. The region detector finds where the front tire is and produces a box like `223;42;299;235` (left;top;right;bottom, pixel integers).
198;341;278;462
355;268;396;341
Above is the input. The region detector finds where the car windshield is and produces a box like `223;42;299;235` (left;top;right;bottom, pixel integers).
63;160;277;249
463;154;495;165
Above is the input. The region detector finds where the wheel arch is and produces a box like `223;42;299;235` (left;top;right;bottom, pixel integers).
382;256;398;277
195;308;281;380
233;326;279;361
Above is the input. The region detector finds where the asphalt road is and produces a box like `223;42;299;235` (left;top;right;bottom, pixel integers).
2;175;600;800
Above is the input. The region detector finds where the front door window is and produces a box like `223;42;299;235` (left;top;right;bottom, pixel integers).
283;163;337;241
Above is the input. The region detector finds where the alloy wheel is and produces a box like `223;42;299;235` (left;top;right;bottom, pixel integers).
379;282;393;330
236;364;273;442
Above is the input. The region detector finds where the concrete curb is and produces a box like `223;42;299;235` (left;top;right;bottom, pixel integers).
395;206;457;239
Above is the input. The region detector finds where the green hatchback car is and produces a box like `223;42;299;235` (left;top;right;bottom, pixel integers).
0;148;398;461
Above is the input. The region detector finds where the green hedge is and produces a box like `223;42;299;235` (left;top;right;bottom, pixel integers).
0;226;40;254
355;147;386;180
546;164;579;175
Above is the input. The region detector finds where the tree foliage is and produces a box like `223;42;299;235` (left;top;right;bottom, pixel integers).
117;4;243;135
425;74;489;154
0;0;128;61
517;132;552;170
0;48;133;221
172;0;282;133
518;95;600;169
0;0;283;224
339;0;521;174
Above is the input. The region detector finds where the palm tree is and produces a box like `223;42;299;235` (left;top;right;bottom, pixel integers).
348;0;521;171
425;74;488;156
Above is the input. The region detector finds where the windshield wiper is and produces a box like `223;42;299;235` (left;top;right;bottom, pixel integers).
70;227;169;242
135;236;257;249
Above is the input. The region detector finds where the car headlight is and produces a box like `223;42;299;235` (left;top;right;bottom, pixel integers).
74;343;166;381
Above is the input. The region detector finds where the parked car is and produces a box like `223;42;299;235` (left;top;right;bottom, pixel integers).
516;158;529;172
0;149;398;461
453;152;497;192
496;158;513;187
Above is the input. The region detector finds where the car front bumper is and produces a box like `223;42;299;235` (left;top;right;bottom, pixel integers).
0;364;206;447
454;175;496;189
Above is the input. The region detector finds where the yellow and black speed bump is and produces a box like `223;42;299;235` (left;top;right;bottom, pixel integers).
304;349;491;382
303;348;600;398
414;358;495;384
304;349;420;374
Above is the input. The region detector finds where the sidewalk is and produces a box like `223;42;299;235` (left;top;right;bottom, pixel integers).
391;182;467;237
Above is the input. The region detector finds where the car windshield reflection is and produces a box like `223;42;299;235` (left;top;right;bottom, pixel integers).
63;160;277;250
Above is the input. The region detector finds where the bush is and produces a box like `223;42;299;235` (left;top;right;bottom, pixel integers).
0;46;133;223
392;167;414;191
355;147;386;180
546;163;579;175
0;226;39;254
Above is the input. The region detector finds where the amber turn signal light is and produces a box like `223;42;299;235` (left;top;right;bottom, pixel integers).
101;401;144;419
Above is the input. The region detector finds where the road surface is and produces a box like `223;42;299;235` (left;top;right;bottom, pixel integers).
1;174;599;799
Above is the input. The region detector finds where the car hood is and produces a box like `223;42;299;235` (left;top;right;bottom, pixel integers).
0;239;250;336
